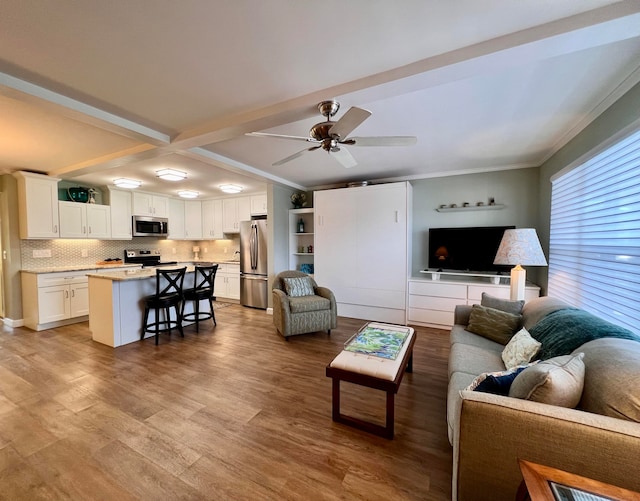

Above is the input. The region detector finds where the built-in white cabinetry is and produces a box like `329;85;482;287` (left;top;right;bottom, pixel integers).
214;263;240;299
105;188;132;240
315;182;411;324
407;276;540;329
167;198;186;239
184;201;203;239
250;193;267;215
58;201;111;239
289;208;314;273
222;197;252;233
132;192;168;217
14;171;61;239
21;270;91;331
202;199;224;239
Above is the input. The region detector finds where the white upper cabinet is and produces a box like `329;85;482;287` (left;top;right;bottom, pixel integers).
59;202;111;239
222;196;251;233
202;199;223;239
132;192;168;217
184;201;203;240
250;193;267;215
167;198;185;239
14;171;60;239
106;188;132;240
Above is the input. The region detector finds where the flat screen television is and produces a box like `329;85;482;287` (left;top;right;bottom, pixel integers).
428;225;515;273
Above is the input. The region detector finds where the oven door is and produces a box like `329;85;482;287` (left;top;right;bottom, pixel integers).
132;216;168;237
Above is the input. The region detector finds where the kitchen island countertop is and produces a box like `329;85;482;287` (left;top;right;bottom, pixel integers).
21;263;142;274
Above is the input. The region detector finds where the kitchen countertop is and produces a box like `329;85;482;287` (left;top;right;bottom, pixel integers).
21;263;142;274
87;261;240;282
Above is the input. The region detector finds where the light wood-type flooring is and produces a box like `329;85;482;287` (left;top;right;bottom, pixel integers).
0;305;452;500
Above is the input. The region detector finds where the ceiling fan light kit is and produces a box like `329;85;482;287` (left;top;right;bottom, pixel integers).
113;178;142;189
156;168;187;181
246;100;417;168
219;184;243;194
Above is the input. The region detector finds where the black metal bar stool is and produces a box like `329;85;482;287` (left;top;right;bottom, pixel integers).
141;267;186;345
181;264;218;332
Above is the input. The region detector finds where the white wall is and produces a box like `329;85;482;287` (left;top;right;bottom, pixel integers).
410;168;540;277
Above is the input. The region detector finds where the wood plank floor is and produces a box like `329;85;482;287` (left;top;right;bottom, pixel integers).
0;305;452;500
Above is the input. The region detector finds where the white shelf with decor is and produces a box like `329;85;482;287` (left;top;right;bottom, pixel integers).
436;204;505;212
289;208;314;275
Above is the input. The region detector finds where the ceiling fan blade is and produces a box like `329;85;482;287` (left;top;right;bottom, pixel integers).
328;106;372;140
344;136;417;147
330;146;358;169
246;132;316;143
272;145;321;166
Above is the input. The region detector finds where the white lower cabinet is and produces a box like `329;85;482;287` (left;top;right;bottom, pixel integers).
22;270;94;331
407;278;540;329
214;264;240;300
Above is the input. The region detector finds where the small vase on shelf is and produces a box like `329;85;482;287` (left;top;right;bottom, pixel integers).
297;218;305;233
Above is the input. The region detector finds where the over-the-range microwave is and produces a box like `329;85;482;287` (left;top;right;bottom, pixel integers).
132;215;169;237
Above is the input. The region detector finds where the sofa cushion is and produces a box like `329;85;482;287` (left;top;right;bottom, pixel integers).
575;338;640;423
450;326;505;351
529;308;640;360
283;276;315;297
448;342;504;378
501;327;541;369
509;353;585;407
521;296;573;330
466;304;522;345
481;292;524;315
447;371;476;445
288;295;330;313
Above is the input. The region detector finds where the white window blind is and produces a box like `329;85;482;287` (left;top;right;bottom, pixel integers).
549;129;640;335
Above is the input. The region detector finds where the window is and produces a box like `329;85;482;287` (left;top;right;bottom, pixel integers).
548;129;640;335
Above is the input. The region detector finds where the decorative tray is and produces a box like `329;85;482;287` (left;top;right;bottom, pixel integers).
344;322;412;360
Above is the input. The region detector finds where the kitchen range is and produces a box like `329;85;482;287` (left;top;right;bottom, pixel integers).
124;249;178;268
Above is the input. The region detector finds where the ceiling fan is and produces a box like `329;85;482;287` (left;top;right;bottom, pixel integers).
246;100;417;168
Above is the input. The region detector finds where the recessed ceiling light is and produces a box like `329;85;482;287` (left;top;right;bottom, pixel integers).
113;178;142;189
178;190;199;199
156;168;187;181
219;184;243;194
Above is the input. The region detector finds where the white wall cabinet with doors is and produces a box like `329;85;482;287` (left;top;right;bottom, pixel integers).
202;199;223;239
250;193;267;216
167;198;186;239
132;192;168;217
14;171;60;239
214;263;240;300
105;187;132;239
21;270;91;331
222;197;251;233
58;201;111;239
315;182;411;324
184;200;203;239
289;208;314;273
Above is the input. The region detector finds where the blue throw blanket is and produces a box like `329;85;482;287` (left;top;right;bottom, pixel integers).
530;307;640;360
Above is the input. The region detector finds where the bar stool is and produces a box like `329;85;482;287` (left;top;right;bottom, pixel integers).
141;267;186;345
181;264;218;332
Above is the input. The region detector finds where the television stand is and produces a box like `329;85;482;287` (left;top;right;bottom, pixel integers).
420;269;507;285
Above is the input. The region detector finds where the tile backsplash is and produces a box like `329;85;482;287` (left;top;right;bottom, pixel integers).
21;237;240;269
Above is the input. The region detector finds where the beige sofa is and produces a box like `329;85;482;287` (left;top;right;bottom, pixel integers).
448;296;640;501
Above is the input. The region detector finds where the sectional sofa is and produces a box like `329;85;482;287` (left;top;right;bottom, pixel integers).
447;295;640;500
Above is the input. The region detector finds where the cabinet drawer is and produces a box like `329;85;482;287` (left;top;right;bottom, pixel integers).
409;281;467;299
408;308;454;327
467;285;511;301
37;271;90;287
409;294;461;312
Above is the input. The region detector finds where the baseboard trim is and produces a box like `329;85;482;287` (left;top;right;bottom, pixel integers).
3;317;24;328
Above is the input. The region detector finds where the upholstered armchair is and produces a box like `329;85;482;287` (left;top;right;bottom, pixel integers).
272;270;337;339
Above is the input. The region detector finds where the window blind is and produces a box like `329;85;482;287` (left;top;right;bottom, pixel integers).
549;129;640;335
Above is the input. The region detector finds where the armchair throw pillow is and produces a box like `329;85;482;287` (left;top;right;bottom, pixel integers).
283;276;315;297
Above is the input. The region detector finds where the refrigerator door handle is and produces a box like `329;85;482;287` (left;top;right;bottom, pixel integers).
250;223;258;270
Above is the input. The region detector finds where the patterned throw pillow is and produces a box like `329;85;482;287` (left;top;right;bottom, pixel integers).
467;304;522;345
283;276;315;297
502;327;542;369
466;363;536;395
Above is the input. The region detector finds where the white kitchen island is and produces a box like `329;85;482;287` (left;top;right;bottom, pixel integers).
88;265;204;347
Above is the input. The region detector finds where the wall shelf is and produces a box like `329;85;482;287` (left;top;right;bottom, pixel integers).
436;204;505;212
420;269;509;284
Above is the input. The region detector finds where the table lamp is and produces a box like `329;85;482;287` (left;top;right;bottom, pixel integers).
493;228;547;301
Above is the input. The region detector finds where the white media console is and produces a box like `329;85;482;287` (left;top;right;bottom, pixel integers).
408;270;540;329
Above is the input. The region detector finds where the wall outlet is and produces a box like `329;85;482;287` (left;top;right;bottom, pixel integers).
204;247;208;253
224;247;228;253
172;248;176;254
81;249;88;258
33;249;52;258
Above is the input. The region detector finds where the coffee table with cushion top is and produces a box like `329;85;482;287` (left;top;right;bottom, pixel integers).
326;322;415;439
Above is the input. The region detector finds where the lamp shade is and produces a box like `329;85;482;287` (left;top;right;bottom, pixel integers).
494;228;547;266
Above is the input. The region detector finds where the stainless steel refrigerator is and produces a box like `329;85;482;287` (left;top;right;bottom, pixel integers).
240;219;268;309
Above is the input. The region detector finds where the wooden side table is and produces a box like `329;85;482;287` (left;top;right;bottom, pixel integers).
517;459;640;501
